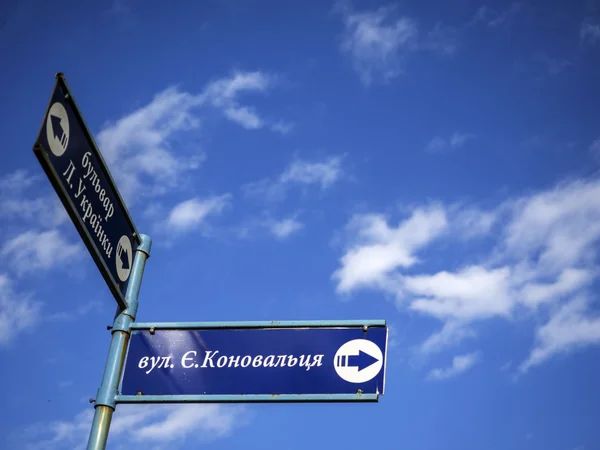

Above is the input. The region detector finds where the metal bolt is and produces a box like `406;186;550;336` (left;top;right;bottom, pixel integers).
137;390;143;396
357;389;363;395
149;327;155;335
362;325;368;332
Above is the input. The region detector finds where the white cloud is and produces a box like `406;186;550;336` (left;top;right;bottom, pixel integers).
234;212;305;241
21;404;247;450
0;169;38;191
203;71;273;129
269;217;304;239
519;268;596;310
407;266;514;321
97;86;204;205
223;105;262;129
0;170;67;227
334;2;461;84
427;352;479;380
203;71;271;107
243;155;344;203
165;195;231;233
418;321;476;355
501;179;600;272
425;132;475;153
519;297;600;373
96;70;288;205
0;274;40;347
332;206;448;293
335;2;418;85
451;206;497;238
581;22;600;44
334;177;600;372
1;229;81;276
280;157;343;188
425;136;446;153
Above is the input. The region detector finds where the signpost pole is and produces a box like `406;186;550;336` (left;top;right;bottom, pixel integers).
86;234;152;450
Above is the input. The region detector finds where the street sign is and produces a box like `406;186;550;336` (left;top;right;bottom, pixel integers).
120;321;387;402
32;73;139;310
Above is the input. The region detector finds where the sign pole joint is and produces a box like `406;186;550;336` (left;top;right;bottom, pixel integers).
86;235;152;450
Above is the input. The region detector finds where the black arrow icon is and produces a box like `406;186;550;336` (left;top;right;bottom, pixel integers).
51;115;64;142
119;245;130;271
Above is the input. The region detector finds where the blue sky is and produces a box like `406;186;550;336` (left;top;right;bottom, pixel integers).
1;0;600;449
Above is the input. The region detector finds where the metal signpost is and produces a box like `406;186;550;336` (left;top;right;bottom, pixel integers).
32;74;388;450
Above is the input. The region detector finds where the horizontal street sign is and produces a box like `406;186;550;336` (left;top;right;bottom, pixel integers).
33;74;139;310
120;321;388;402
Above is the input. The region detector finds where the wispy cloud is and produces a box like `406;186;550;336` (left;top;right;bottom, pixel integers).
333;2;458;85
0;169;100;349
280;157;343;188
0;170;66;227
0;274;40;347
425;132;475;153
235;212;305;241
519;296;600;373
164;195;231;233
419;321;476;355
46;301;103;322
469;3;522;28
334;2;418;85
96;86;205;205
1;229;81;276
427;352;479;380
333;177;600;373
243;155;344;203
20;404;248;450
269;217;304;240
333;206;448;293
532;52;573;76
203;71;274;130
580;21;600;44
96;70;289;205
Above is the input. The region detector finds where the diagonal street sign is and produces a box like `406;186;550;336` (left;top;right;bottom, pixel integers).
32;73;139;310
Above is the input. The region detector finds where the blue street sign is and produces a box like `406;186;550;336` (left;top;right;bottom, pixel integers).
33;74;139;309
121;322;388;400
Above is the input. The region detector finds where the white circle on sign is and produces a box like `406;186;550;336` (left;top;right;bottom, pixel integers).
116;235;133;282
45;102;70;157
333;339;383;384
